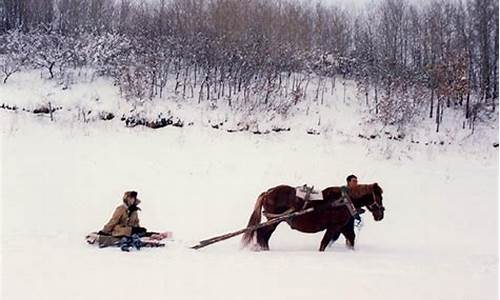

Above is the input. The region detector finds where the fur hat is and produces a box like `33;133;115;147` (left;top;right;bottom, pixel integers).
123;191;138;202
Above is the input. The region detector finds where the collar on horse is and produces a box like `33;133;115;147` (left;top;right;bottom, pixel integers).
330;186;358;217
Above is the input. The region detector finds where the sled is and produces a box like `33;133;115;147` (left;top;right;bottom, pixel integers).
85;231;173;249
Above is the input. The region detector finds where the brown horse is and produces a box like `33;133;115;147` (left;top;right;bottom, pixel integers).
241;184;384;251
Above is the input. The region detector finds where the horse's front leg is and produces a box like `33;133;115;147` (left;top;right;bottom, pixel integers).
319;227;340;251
342;218;356;249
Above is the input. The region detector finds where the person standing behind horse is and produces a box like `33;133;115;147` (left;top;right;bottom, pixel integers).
328;174;362;249
344;174;364;219
99;191;148;237
340;174;358;199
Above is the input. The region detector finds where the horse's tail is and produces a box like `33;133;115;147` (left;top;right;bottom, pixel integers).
241;192;266;247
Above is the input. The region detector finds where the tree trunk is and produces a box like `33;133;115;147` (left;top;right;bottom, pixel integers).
174;70;180;94
279;73;282;97
207;81;210;101
314;77;320;102
429;88;434;119
321;81;326;105
194;64;198;88
343;80;346;103
183;66;188;98
213;66;218;99
48;102;53;121
435;96;441;133
365;87;369;106
265;77;271;105
465;91;470;119
331;75;336;95
48;62;55;79
3;72;13;84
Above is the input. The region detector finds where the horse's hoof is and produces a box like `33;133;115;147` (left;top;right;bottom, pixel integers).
346;240;355;249
250;244;264;251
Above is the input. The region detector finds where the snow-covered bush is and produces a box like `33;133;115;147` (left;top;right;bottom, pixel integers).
376;81;426;131
0;31;30;83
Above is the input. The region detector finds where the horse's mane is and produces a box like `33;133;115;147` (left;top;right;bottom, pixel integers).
321;183;383;200
349;183;382;198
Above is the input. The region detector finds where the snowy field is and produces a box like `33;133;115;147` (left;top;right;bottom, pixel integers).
1;72;498;300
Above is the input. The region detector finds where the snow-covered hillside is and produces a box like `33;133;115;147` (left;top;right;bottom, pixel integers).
1;71;498;300
1;70;497;153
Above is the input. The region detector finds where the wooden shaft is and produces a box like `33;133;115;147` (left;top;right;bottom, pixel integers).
191;207;315;250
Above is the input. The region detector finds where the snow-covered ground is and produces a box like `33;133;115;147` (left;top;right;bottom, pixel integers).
1;71;498;300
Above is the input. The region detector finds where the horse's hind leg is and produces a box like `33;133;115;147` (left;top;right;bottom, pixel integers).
320;227;340;252
327;219;356;249
256;222;280;251
328;231;341;247
320;219;348;252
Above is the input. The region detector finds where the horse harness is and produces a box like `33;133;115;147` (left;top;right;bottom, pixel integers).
366;189;385;212
330;186;358;217
263;185;361;220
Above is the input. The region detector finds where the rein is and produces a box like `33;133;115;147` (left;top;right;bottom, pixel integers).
366;191;384;212
341;187;384;216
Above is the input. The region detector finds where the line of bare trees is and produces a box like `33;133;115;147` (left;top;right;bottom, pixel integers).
0;0;498;132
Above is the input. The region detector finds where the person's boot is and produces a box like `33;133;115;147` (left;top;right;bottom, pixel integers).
120;236;131;252
131;234;142;250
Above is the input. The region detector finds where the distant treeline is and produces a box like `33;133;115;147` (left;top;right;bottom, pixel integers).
0;0;498;132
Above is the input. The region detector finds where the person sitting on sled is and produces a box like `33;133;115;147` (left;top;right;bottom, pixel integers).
99;190;148;237
87;191;171;250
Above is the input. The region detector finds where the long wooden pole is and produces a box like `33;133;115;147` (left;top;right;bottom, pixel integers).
191;207;315;250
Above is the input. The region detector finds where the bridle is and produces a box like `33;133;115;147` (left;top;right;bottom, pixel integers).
366;191;385;212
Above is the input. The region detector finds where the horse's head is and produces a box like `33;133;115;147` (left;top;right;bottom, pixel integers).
350;183;385;221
